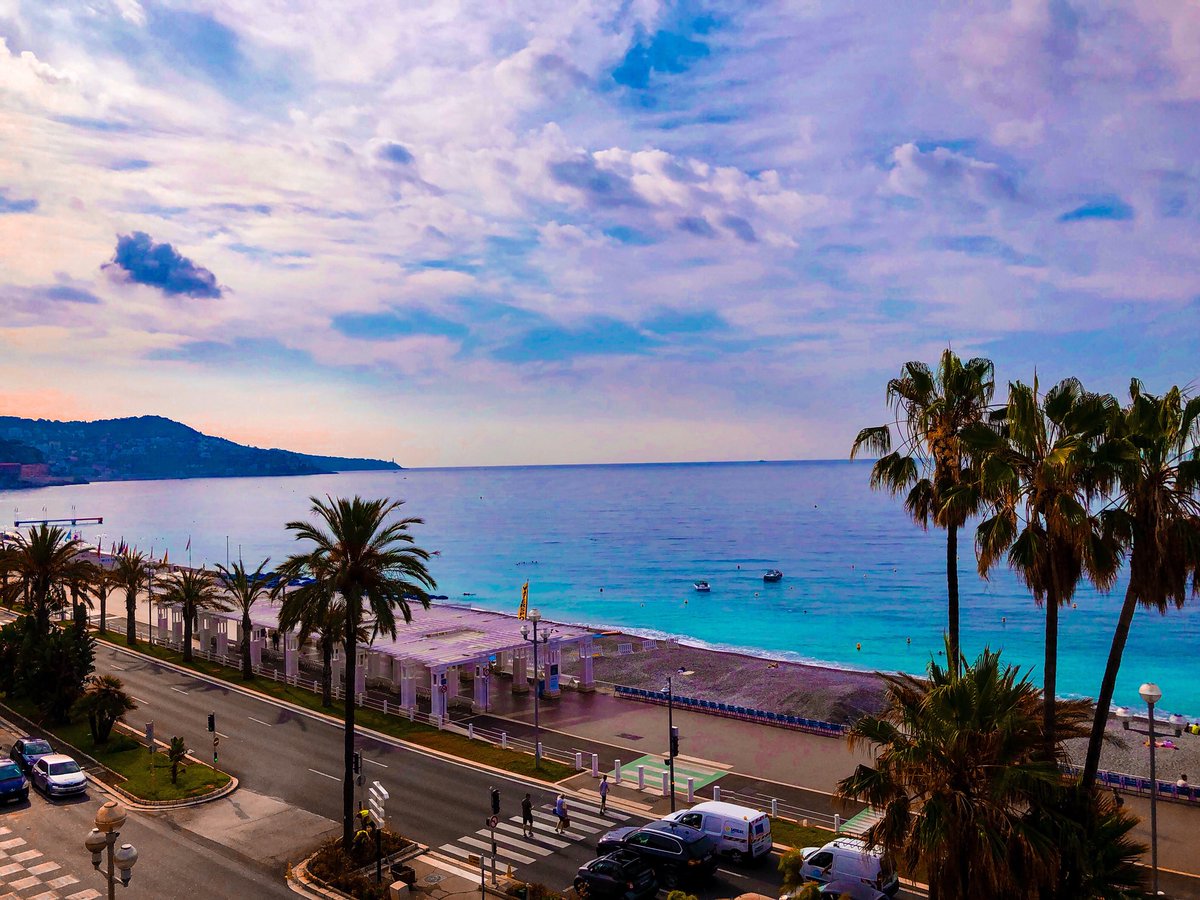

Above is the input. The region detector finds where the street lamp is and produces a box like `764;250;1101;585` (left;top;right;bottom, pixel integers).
84;799;138;900
520;610;551;768
146;564;157;646
665;668;687;812
1140;682;1163;897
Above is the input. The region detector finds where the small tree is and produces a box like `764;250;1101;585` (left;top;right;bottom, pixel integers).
73;674;137;744
168;736;188;784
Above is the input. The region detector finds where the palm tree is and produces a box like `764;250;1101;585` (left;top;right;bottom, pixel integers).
838;644;1092;900
279;578;362;708
851;350;995;665
158;567;229;663
112;549;152;646
1081;382;1200;787
167;736;188;784
280;496;436;851
215;558;275;679
963;377;1122;753
73;674;138;744
0;525;92;635
90;563;118;635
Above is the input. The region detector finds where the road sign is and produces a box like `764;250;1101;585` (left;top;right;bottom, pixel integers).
368;799;385;828
213;735;220;747
370;781;389;801
487;814;499;829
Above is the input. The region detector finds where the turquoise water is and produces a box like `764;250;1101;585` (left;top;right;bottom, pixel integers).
4;460;1198;716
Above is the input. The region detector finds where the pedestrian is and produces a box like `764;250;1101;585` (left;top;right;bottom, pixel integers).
521;793;534;837
1112;787;1124;809
598;774;609;815
1178;773;1191;801
554;793;568;833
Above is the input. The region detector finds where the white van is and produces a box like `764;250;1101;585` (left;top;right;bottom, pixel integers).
661;801;772;861
796;837;898;896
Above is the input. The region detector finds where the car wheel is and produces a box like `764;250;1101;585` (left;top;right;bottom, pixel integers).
661;868;680;890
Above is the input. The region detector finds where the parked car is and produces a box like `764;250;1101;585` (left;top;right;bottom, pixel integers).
817;880;888;900
29;754;87;798
792;837;899;897
574;850;657;900
9;737;54;774
596;821;717;888
661;800;772;862
0;759;29;804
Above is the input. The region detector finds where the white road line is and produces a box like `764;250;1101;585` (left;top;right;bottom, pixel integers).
112;666;125;671
364;758;387;768
308;768;339;781
718;869;748;879
475;829;552;856
247;716;273;727
170;687;188;695
215;731;229;739
131;697;149;705
560;808;615;827
531;810;599;835
459;836;536;865
496;822;570;849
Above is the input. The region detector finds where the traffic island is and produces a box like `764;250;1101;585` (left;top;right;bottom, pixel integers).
293;834;421;900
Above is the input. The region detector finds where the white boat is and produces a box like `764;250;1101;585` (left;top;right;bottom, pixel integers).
763;569;783;583
693;580;711;592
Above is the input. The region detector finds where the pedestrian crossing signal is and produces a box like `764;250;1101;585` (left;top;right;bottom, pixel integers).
353;751;362;775
670;725;680;758
207;713;215;733
490;787;501;816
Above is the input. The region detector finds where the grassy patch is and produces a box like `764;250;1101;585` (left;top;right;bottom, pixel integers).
770;819;836;850
98;633;576;782
2;698;230;802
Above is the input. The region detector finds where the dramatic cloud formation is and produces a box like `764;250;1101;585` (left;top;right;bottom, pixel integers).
106;232;223;298
0;1;1197;465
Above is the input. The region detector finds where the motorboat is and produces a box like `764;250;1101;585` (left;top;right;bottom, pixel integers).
693;580;711;592
763;569;783;582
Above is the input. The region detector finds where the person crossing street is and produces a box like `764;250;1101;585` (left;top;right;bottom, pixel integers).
521;793;535;837
598;774;609;814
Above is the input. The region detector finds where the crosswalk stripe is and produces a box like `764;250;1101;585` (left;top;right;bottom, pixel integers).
560;808;616;827
459;836;537;865
531;810;599;835
496;822;572;849
475;829;553;856
440;844;475;861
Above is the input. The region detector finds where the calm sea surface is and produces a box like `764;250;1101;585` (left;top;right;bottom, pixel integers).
4;461;1198;716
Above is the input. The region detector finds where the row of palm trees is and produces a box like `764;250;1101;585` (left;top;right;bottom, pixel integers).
0;496;438;853
852;351;1200;786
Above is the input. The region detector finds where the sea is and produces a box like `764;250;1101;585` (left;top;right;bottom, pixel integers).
4;460;1198;717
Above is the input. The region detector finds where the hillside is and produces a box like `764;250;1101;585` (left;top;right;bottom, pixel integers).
0;415;400;486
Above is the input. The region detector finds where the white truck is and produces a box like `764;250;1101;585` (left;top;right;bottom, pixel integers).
661;800;773;862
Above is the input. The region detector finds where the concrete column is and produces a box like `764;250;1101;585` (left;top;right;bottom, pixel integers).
284;630;299;678
473;662;489;711
431;668;447;719
156;610;168;644
250;630;263;667
355;649;368;694
544;640;562;698
511;647;529;693
171;606;183;644
578;638;596;692
400;664;418;709
197;612;212;649
215;618;229;657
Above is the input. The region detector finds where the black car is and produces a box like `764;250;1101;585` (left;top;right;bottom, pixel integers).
575;851;657;900
0;759;29;805
9;737;54;775
596;821;717;888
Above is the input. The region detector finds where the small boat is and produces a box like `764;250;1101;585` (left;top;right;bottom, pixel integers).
763;569;783;583
693;580;711;592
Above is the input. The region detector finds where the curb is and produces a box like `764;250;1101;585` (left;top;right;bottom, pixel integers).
0;701;237;811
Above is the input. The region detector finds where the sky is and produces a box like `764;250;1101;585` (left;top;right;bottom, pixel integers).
0;0;1198;467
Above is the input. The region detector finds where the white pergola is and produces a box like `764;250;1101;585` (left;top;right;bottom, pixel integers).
179;599;599;716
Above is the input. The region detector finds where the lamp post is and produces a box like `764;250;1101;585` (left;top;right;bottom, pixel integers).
84;799;138;900
520;610;551;768
665;668;686;812
146;565;157;646
1140;682;1162;897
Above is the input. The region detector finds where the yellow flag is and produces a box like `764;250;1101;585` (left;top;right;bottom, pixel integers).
517;581;529;620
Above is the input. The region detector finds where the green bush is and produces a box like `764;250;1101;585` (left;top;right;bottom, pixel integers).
666;891;699;900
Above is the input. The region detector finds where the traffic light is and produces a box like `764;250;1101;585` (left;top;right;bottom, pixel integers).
669;726;680;758
207;713;215;733
353;751;362;775
490;787;501;816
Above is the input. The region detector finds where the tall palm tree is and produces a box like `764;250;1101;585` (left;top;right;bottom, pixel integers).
112;549;152;647
963;377;1122;752
0;525;92;635
280;496;436;851
158;567;229;663
90;563;118;635
279;576;350;708
838;644;1093;900
216;558;275;679
851;350;995;665
1081;382;1200;787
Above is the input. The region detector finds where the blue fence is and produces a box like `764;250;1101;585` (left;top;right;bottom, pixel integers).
1061;764;1200;804
613;685;848;737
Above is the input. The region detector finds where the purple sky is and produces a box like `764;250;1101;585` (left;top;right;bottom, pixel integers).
0;1;1197;465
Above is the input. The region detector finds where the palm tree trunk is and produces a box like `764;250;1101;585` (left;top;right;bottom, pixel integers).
183;604;193;662
321;637;333;708
99;587;107;635
241;611;253;679
126;590;138;646
342;598;358;851
946;523;960;670
1043;591;1060;756
1083;582;1138;788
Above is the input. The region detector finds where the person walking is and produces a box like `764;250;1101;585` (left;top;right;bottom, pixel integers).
554;793;569;834
598;774;609;815
521;793;534;837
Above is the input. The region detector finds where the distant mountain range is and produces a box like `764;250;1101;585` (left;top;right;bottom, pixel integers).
0;415;400;487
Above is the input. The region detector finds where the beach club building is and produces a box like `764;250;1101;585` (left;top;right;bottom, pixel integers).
165;599;599;717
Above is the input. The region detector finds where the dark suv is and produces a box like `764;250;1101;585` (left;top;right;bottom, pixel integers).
575;850;657;900
9;738;54;775
596;821;717;888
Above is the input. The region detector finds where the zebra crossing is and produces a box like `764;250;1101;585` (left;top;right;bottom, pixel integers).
438;798;627;874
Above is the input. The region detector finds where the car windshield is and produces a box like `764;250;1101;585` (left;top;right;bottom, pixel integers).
24;740;52;755
0;762;20;779
48;761;81;776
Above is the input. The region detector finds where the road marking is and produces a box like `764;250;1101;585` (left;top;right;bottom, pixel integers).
496;821;570;849
475;829;552;857
718;869;748;879
170;687;188;695
131;697;149;705
247;716;273;727
364;757;387;768
459;835;536;865
308;768;339;781
112;666;125;671
215;731;229;739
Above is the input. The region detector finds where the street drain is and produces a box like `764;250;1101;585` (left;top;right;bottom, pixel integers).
423;874;444;885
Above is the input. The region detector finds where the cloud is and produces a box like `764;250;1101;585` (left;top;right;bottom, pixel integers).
0;190;37;214
1058;195;1135;222
105;232;222;298
549;156;647;208
886;142;1017;203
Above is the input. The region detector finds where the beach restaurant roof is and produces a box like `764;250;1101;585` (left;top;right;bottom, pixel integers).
209;599;594;670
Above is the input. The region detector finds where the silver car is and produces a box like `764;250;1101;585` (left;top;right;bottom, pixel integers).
30;754;87;797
